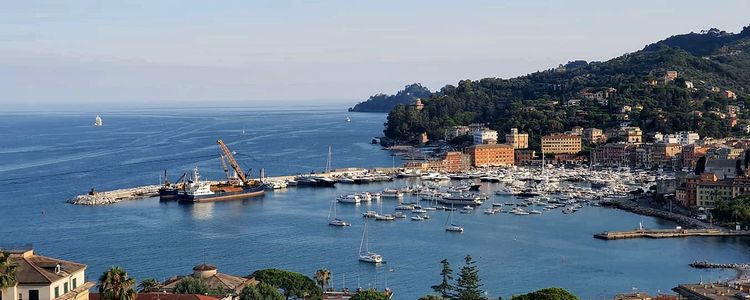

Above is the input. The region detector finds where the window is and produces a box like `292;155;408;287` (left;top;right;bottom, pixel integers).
55;287;60;298
64;282;68;293
72;278;77;289
29;290;39;300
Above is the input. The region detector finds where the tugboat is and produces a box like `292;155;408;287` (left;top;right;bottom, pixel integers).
176;140;265;203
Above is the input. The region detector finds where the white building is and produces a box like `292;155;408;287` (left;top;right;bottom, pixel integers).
473;129;498;145
658;131;700;146
1;248;93;300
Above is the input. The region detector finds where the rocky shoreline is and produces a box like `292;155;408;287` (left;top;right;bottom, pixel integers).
600;198;713;229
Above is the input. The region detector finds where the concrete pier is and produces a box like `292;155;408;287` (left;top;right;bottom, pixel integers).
593;228;750;240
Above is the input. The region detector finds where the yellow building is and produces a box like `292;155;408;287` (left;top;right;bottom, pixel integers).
1;248;94;300
505;128;529;149
541;134;582;154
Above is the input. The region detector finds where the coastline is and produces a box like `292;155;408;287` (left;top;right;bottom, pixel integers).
600;198;713;229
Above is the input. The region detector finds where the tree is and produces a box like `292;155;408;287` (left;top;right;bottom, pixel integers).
97;266;137;300
250;269;322;300
239;283;284;300
744;150;750;169
455;255;486;300
174;277;209;294
314;269;331;290
737;159;743;177
0;252;18;291
695;156;707;175
431;259;455;299
419;295;444;300
137;278;159;293
349;290;390;300
510;287;578;300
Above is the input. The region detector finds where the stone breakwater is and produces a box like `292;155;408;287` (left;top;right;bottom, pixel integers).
690;261;750;284
67;185;161;205
600;198;712;229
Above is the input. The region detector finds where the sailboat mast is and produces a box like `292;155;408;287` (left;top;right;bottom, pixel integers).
326;146;332;173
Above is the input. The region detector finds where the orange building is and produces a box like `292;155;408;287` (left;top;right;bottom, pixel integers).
465;144;514;167
436;151;470;172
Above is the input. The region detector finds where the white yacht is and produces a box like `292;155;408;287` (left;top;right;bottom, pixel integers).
359;221;383;263
338;194;361;203
445;205;464;232
94;115;103;126
381;189;404;199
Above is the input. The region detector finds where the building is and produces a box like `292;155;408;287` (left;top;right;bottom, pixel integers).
583;128;605;144
592;143;632;166
541;134;582;154
566;126;584;136
412;98;424;110
505;128;529;149
0;247;94;300
682;144;709;168
473;129;498;145
695;173;732;208
683;80;694;89
664;70;678;81
160;264;257;294
622;127;643;144
435;151;471;172
724;90;737;100
514;149;536;166
705;159;741;179
651;143;682;167
465;144;514;167
445;126;470;140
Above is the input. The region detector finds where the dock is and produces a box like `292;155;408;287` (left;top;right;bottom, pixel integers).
593;228;750;240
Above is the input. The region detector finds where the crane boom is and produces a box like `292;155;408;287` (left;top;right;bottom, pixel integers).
216;139;250;185
219;154;231;180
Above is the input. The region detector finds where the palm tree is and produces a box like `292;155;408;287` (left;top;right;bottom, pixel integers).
0;252;18;291
98;266;137;300
137;278;159;293
314;268;331;290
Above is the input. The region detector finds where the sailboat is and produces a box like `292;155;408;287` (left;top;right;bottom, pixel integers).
328;199;350;227
94;115;103;126
445;204;464;232
358;220;383;263
345;115;352;122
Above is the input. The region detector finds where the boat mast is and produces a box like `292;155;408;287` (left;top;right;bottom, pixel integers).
326;146;332;174
359;220;368;254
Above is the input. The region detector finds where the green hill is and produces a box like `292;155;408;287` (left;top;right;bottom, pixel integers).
382;25;750;146
349;83;431;113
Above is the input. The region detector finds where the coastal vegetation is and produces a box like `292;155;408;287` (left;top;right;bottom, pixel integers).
349;83;432;113
509;287;579;300
0;252;17;291
173;277;225;295
136;278;159;293
249;269;322;300
239;283;284;300
426;255;486;300
97;266;137;300
712;194;750;226
380;26;750;146
349;290;390;300
313;268;331;290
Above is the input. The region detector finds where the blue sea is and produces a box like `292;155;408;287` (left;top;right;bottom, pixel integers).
1;106;748;299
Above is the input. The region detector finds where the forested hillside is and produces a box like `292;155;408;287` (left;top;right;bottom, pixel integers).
349;83;431;113
382;26;750;145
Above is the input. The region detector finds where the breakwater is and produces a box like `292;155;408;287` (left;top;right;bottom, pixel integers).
600;198;712;229
690;261;750;284
593;228;749;240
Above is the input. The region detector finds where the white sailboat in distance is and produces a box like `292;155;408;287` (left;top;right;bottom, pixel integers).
445;204;464;233
358;220;383;263
94;115;103;126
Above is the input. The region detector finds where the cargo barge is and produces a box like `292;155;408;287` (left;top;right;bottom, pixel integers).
175;167;264;203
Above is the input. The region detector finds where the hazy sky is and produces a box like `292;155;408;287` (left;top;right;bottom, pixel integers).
1;0;749;109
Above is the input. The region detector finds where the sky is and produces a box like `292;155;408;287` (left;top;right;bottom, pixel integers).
1;0;749;110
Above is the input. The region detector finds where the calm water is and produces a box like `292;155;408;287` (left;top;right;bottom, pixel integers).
0;106;748;299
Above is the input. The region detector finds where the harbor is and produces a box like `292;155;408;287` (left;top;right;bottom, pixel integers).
5;108;750;299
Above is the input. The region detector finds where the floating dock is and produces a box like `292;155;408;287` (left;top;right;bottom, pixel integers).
593;228;750;240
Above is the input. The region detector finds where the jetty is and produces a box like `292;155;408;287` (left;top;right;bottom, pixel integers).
593;228;750;240
67;167;393;205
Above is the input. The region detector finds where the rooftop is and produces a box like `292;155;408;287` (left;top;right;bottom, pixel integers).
7;249;87;284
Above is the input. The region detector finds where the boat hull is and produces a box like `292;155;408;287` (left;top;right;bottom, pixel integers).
178;185;265;203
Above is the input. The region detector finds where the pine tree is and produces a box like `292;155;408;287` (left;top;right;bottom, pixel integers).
431;259;455;299
455;255;486;300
